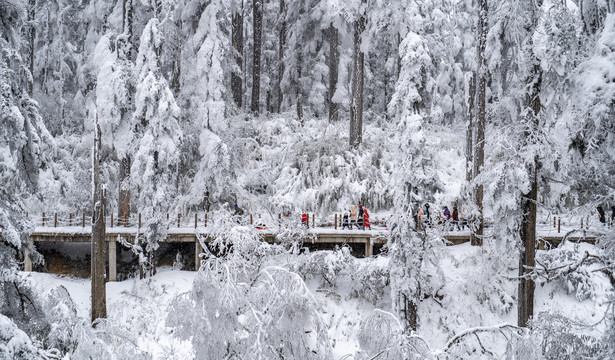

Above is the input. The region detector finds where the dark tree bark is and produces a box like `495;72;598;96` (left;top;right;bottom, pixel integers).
122;0;133;59
232;5;244;108
518;4;543;326
350;3;366;147
328;23;339;122
91;117;107;324
276;0;286;113
118;0;133;225
471;0;487;247
26;0;35;97
466;73;475;183
251;0;263;114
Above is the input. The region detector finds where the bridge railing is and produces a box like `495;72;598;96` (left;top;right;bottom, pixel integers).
26;211;349;230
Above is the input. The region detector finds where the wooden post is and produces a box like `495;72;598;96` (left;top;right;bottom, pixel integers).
278;213;281;226
365;238;373;257
26;212;28;218
195;213;198;229
54;213;57;227
124;213;127;227
195;241;202;271
109;240;117;282
205;213;208;227
335;214;338;230
24;249;32;272
42;212;45;227
110;213;113;228
558;218;561;234
306;214;309;229
139;213;142;228
69;213;73;227
312;214;315;228
178;213;181;228
250;214;253;225
553;216;556;228
82;213;85;227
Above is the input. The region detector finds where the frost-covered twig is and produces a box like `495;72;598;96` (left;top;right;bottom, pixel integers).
442;323;525;350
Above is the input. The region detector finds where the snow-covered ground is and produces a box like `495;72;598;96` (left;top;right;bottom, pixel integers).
21;239;609;359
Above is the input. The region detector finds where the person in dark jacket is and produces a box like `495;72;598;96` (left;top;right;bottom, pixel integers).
452;206;460;231
342;213;350;230
597;206;606;225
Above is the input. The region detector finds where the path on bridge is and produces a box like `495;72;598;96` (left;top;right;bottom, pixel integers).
20;211;603;280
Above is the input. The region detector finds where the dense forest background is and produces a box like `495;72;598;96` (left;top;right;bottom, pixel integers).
2;0;615;358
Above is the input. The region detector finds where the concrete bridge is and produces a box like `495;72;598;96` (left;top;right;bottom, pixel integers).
19;212;600;281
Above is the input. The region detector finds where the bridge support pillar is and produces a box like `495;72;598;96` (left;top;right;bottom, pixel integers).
109;240;117;281
24;249;32;272
195;241;203;271
365;239;373;258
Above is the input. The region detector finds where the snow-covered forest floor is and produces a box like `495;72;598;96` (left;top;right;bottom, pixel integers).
19;239;609;359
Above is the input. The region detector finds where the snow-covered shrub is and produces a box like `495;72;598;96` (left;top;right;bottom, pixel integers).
71;319;150;359
0;314;58;360
169;260;332;359
356;309;429;360
43;285;78;353
0;277;51;349
294;247;390;304
535;247;600;301
530;311;605;359
294;246;356;285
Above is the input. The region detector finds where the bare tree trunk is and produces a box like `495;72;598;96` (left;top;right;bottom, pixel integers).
91;117;107;324
471;0;487;247
328;23;339;122
118;156;130;225
466;73;475;183
518;16;543;327
232;4;244;108
118;0;133;225
350;3;366;147
26;0;35;97
276;0;286;113
251;0;263;115
296;51;303;122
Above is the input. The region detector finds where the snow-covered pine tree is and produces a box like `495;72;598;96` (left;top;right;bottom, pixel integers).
131;16;182;276
388;27;444;332
182;0;235;210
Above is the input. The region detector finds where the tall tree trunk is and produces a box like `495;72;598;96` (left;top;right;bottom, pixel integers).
296;49;303;122
118;156;130;224
91;117;107;324
276;0;286;113
328;23;339;122
350;3;366;147
232;5;244;108
26;0;35;97
471;0;487;247
466;73;475;183
123;0;133;59
251;0;263;114
118;0;133;225
518;6;543;326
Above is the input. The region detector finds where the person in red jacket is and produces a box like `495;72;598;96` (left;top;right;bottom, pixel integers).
362;207;371;230
301;213;308;227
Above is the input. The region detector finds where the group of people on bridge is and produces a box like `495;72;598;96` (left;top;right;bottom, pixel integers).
418;203;468;231
341;204;371;230
597;205;615;225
